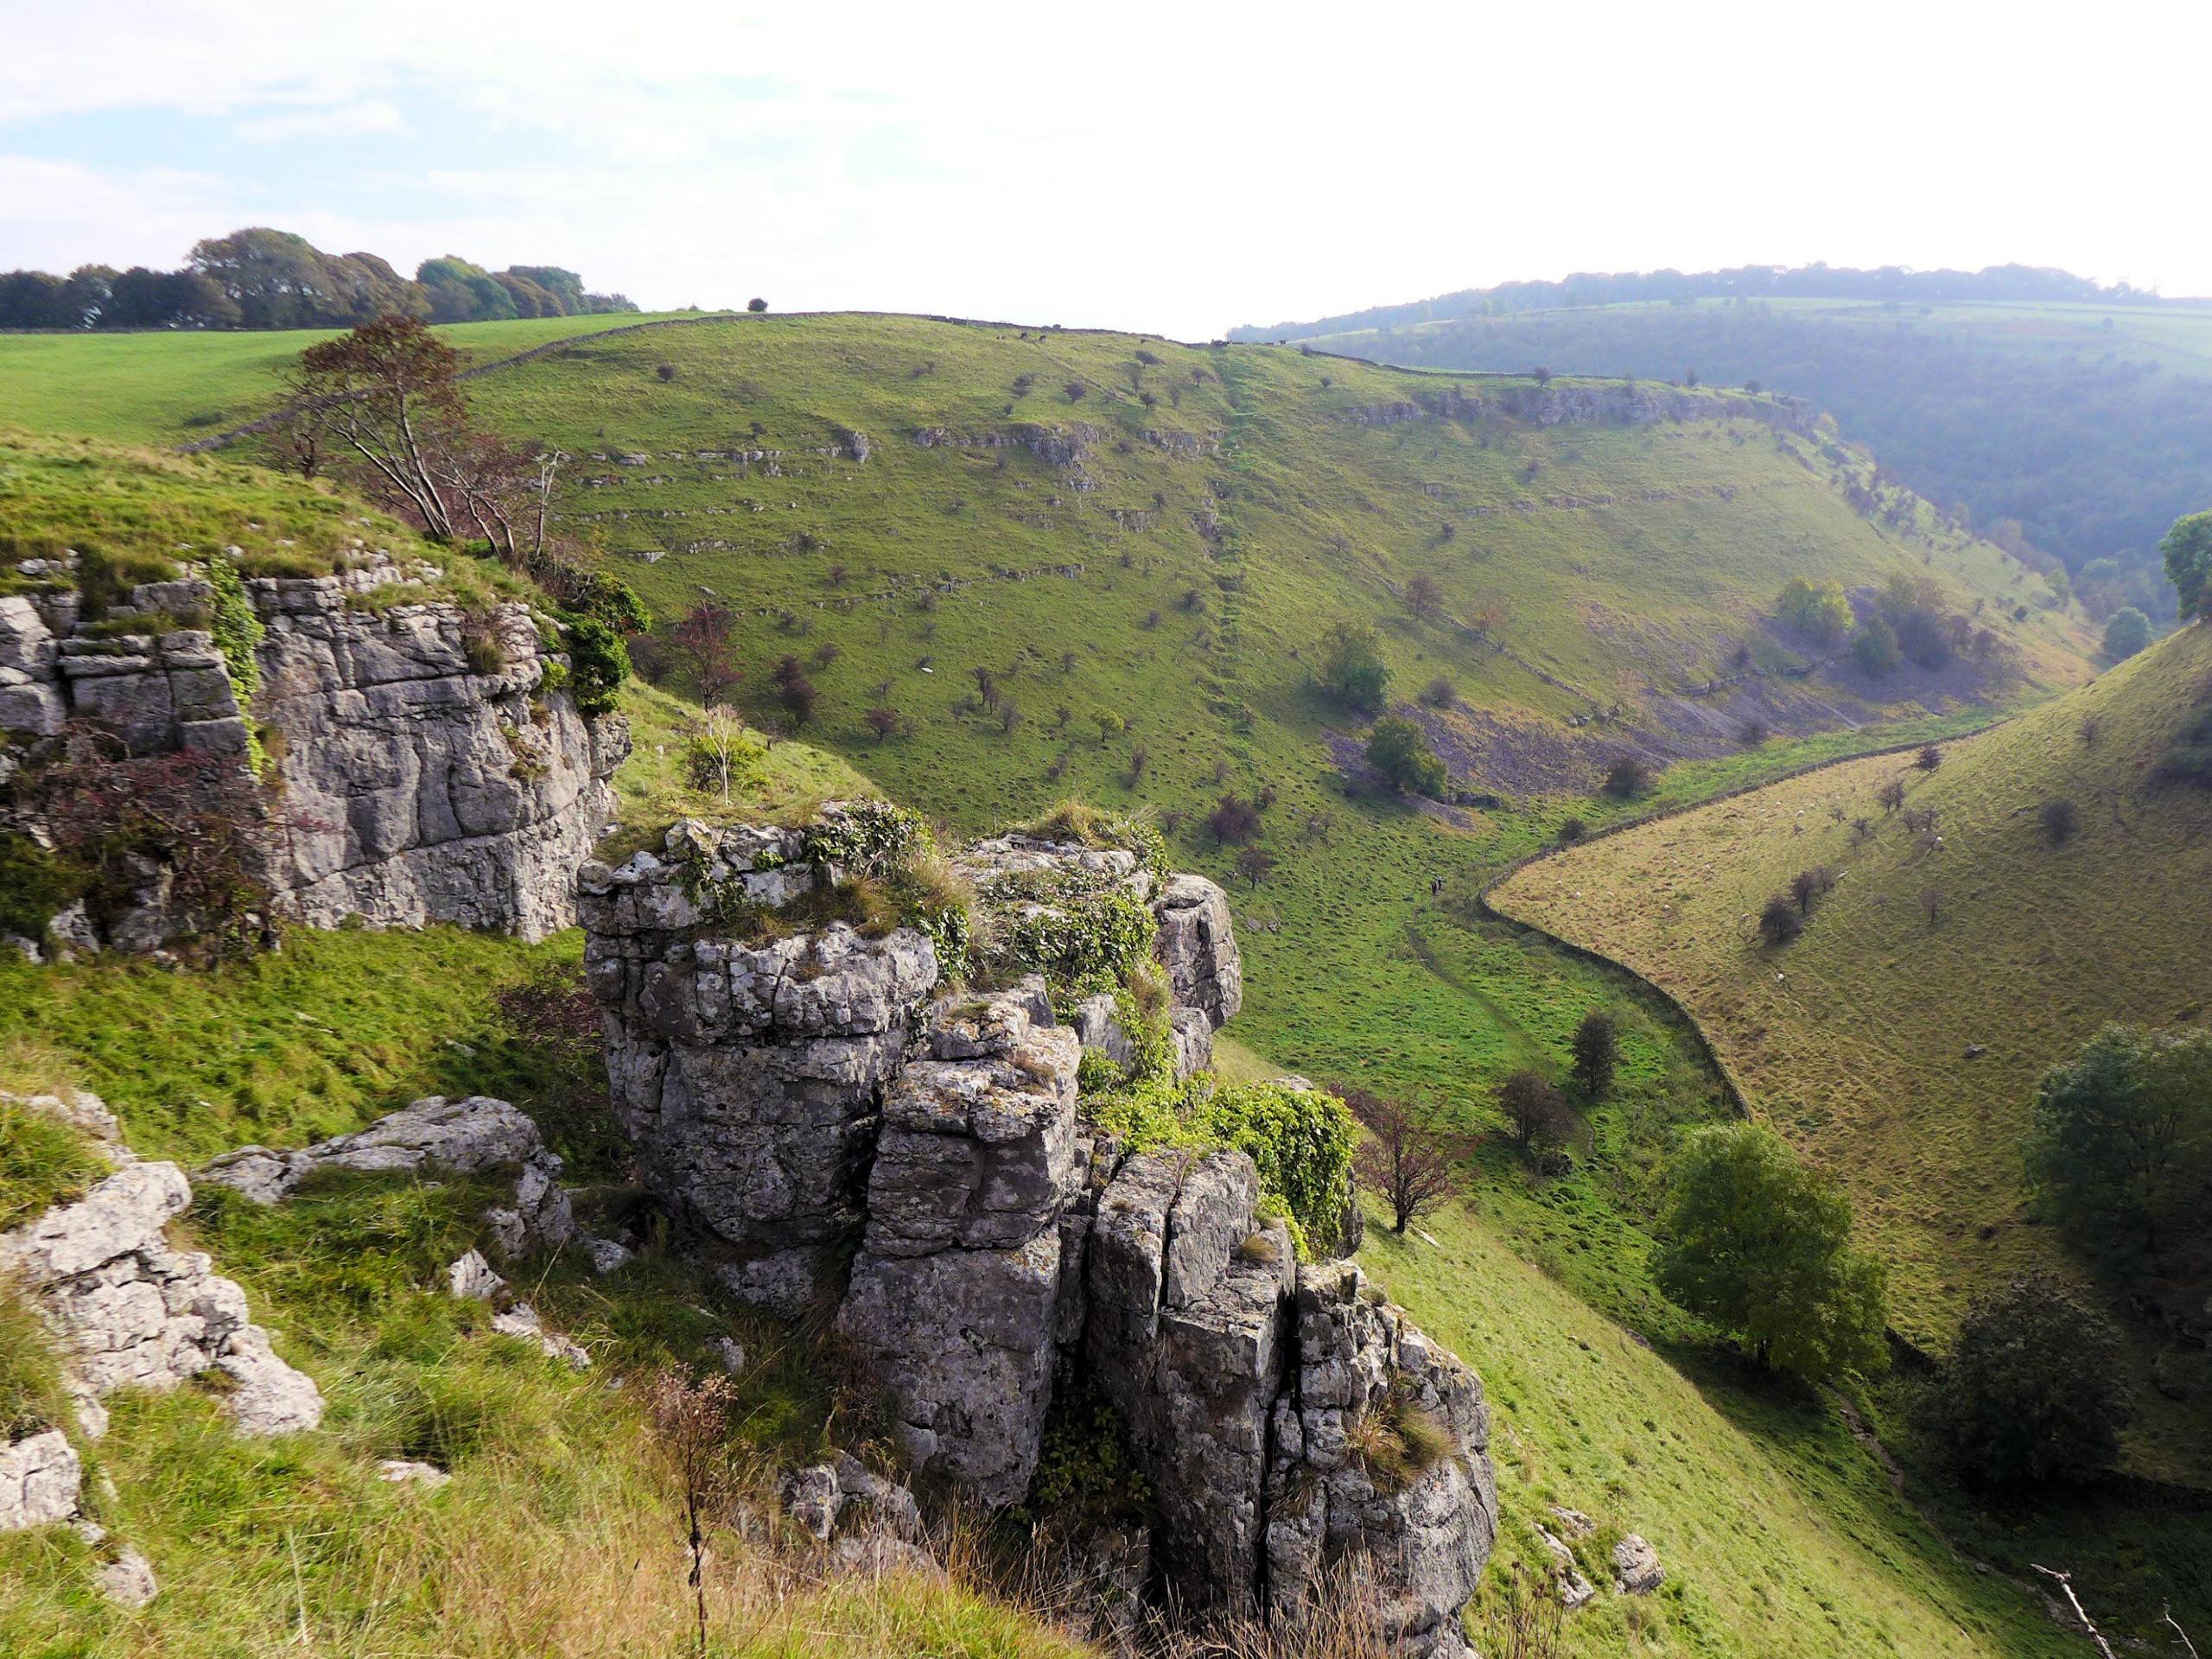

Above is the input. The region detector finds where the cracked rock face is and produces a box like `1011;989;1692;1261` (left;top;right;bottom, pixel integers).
1;1160;322;1438
1151;873;1243;1032
580;831;939;1312
582;813;1494;1650
838;981;1081;1505
1264;1262;1497;1657
0;566;626;950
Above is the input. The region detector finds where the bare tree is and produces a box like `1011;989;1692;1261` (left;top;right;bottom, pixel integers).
2031;1567;2119;1659
1919;886;1945;927
1497;1070;1571;1150
293;315;467;540
672;601;741;702
1340;1086;1463;1233
686;705;753;802
646;1369;739;1659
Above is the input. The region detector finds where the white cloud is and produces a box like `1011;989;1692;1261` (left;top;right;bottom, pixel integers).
233;100;408;144
3;0;2209;334
0;156;240;274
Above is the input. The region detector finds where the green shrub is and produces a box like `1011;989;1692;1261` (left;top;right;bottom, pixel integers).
1923;1274;2132;1488
2024;1024;2212;1263
206;553;264;702
1019;1374;1148;1527
0;832;85;939
1368;716;1447;798
999;887;1155;992
1851;614;1903;676
1777;576;1854;644
1086;1075;1357;1256
1318;621;1389;713
2102;607;2152;660
562;615;631;716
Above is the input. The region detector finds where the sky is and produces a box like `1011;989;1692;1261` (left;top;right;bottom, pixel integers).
4;2;2208;340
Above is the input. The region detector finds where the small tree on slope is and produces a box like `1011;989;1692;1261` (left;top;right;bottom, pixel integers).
1339;1085;1463;1234
1654;1122;1888;1382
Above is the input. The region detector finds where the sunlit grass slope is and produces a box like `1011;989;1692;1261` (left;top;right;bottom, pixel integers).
1364;1204;2078;1659
450;312;2090;1124
1495;624;2212;1476
0;312;696;447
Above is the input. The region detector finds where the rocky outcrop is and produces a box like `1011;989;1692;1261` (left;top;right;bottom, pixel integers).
579;822;941;1314
200;1094;576;1258
1151;871;1243;1030
1;1160;323;1439
0;554;626;950
1336;381;1815;438
1613;1533;1664;1595
1265;1263;1496;1655
582;812;1496;1651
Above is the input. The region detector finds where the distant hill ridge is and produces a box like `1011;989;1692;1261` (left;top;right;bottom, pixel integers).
1232;261;2205;343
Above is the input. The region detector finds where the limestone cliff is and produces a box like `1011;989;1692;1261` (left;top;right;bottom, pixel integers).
0;553;626;949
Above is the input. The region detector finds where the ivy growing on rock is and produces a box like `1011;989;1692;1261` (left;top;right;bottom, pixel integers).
1085;1075;1357;1257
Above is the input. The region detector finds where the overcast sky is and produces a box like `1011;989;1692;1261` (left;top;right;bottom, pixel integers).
4;3;2207;339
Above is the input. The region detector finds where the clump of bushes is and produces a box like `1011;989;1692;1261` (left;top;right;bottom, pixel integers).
1921;1274;2131;1488
1601;755;1651;799
1368;717;1446;798
1317;622;1389;713
1085;1075;1357;1257
1776;576;1854;645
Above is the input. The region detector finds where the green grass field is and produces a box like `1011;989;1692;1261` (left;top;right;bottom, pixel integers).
0;312;699;448
1496;624;2212;1484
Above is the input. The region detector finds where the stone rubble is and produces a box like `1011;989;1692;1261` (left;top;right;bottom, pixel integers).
200;1094;575;1258
1;1159;323;1439
489;1304;591;1370
378;1459;452;1489
97;1546;160;1608
0;1430;82;1534
1613;1532;1665;1595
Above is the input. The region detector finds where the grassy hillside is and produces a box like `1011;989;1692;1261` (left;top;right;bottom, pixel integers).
0;927;2101;1659
436;314;2091;1120
1365;1204;2085;1659
1274;296;2212;579
0;313;697;448
1494;624;2212;1476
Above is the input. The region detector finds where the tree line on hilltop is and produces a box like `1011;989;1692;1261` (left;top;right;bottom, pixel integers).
0;226;638;332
